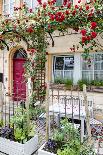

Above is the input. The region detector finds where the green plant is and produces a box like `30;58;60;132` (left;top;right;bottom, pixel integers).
64;79;73;89
90;80;103;86
54;78;65;84
57;146;80;155
53;130;64;142
0;120;3;127
11;107;35;143
29;105;45;120
77;79;89;90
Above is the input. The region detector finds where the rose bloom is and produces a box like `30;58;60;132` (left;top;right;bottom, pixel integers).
82;36;87;43
86;5;89;10
81;29;87;36
91;31;97;38
91;22;97;29
87;36;91;41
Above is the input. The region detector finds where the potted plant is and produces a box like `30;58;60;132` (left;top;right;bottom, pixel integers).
0;107;38;155
38;119;96;155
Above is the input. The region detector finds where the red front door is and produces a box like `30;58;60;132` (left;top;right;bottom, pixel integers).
13;58;26;101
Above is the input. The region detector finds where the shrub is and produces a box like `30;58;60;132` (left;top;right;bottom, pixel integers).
90;80;103;86
77;79;89;91
54;77;65;84
64;79;73;89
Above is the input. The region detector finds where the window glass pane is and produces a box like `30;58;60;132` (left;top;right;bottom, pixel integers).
82;71;93;81
64;56;74;70
32;0;36;9
94;71;103;80
55;57;64;70
94;62;101;70
82;61;93;70
95;53;103;61
4;4;9;14
24;0;31;8
54;70;63;79
56;0;62;6
101;62;103;70
64;70;73;79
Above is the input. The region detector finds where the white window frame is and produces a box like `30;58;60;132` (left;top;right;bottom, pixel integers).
3;0;14;16
53;55;74;81
82;52;103;81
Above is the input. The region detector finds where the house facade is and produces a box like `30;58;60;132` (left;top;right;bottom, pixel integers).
0;0;103;100
47;31;103;84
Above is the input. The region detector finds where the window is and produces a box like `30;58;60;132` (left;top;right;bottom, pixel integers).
56;0;73;6
53;55;74;80
3;0;14;16
82;53;103;81
24;0;36;9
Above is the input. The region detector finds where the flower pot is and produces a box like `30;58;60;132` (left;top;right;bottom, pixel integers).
0;135;38;155
38;143;56;155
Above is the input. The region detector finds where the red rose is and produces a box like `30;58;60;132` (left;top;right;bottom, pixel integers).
87;36;91;41
67;2;71;9
86;5;89;10
91;32;97;38
27;27;34;33
43;2;47;9
82;36;87;43
91;22;97;29
65;10;69;15
72;10;76;16
55;12;65;22
28;48;36;53
63;0;67;6
75;5;79;9
88;13;93;17
31;49;36;53
78;0;81;3
81;29;87;36
37;0;42;5
51;0;56;5
50;14;55;21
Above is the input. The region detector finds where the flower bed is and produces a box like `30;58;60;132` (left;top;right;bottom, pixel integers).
0;135;38;155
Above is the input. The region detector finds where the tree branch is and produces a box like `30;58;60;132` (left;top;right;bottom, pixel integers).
48;32;54;47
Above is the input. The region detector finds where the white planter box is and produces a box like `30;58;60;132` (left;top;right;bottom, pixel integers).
38;143;56;155
0;135;38;155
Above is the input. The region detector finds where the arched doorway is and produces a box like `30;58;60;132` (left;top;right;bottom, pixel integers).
13;48;27;101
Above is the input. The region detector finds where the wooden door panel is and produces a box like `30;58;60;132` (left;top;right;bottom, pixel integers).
13;59;26;101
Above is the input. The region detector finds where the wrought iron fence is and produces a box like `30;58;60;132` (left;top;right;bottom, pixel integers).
48;85;94;142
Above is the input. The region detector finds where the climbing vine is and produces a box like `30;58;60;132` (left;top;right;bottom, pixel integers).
0;0;103;102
